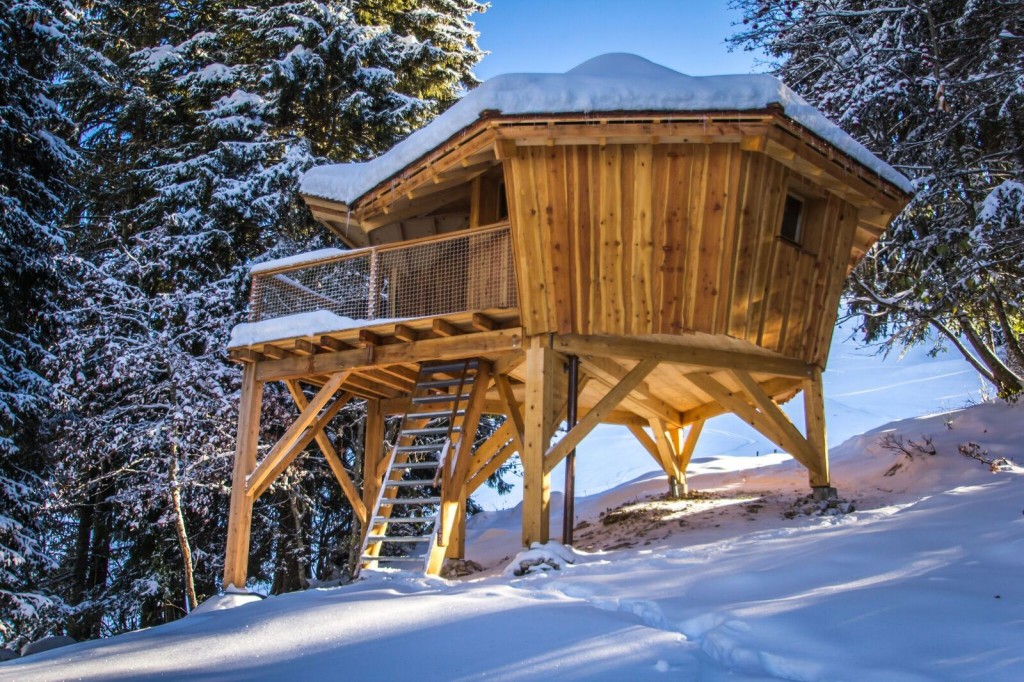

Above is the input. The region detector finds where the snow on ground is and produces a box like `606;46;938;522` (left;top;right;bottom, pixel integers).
6;402;1022;681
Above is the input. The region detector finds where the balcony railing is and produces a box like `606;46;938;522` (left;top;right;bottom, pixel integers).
249;223;518;326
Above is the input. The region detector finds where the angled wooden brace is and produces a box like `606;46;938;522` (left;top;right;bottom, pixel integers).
246;371;351;499
544;358;659;473
285;380;367;525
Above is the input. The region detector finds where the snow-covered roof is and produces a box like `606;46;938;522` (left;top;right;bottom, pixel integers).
300;53;913;205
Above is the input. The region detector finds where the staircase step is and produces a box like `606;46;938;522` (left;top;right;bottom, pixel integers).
396;443;444;453
412;393;471;405
385;480;438;488
366;535;432;543
390;462;440;470
380;497;442;505
361;555;425;563
402;427;460;437
418;378;474;389
372;516;436;525
422;360;479;375
406;409;466;420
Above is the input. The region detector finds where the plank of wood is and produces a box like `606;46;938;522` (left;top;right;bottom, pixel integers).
802;366;830;487
246;372;348;497
254;328;523;382
223;364;263;589
284;381;366;524
553;333;813;378
441;363;492;547
647;417;682;480
626;424;664;469
725;370;820;473
394;324;418;342
494;373;526;455
363;399;385;518
522;340;561;545
432;319;463;337
580;355;682;425
544;358;658;473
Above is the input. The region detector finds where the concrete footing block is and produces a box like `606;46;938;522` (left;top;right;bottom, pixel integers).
811;486;838;502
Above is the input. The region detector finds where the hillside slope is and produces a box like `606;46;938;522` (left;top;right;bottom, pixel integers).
4;403;1022;681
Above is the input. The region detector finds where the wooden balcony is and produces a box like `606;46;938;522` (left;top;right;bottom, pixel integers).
228;223;522;398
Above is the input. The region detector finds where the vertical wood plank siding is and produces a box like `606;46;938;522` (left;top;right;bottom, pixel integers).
504;142;857;366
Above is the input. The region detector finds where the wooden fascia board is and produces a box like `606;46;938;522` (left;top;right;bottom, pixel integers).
553;334;815;379
253;327;524;382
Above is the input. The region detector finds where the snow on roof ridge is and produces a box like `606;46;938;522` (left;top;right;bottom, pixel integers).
300;53;913;205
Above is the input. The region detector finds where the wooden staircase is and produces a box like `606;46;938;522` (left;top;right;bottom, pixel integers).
359;359;487;574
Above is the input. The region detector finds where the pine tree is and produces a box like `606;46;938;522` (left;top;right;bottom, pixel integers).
0;0;79;647
730;0;1024;398
53;0;485;636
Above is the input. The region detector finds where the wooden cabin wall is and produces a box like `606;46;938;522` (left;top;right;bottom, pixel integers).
503;143;859;366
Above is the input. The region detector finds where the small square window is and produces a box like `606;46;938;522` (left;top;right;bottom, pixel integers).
780;194;804;244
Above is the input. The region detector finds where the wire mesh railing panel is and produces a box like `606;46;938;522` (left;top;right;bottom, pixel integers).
249;225;518;326
251;253;373;322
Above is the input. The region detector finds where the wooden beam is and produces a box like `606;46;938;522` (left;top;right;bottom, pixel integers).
679;419;704;473
432;319;463;337
363;399;385;523
543;359;659;473
254;328;524;382
223;364;263;590
679;376;802;423
394;324;419;342
684;372;816;472
648;417;682;481
494;373;525;456
467;439;517;495
626;424;663;468
317;336;354;352
472;312;497;332
359;329;383;347
553;334;814;379
580;355;682;426
466;420;515;486
522;339;561;546
493;351;525;376
285;381;366;525
802;366;830;488
246;372;349;498
728;369;821;474
438;363;492;555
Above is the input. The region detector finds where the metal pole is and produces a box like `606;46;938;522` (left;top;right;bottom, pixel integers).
563;355;579;546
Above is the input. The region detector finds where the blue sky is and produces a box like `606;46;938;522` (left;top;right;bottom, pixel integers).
473;0;767;80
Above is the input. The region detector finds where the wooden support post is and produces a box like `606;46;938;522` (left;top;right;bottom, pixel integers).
649;417;682;489
803;366;831;490
675;419;705;495
223;364;263;590
437;363;491;565
362;399;385;533
444;488;469;561
521;338;561;546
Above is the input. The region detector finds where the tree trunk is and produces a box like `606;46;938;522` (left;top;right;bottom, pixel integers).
168;454;197;611
958;313;1024;398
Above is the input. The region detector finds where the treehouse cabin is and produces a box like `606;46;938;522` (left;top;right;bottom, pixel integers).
222;54;912;587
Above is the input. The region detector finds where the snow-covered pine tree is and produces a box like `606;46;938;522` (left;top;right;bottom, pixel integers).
54;0;485;636
0;0;80;648
729;0;1024;398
